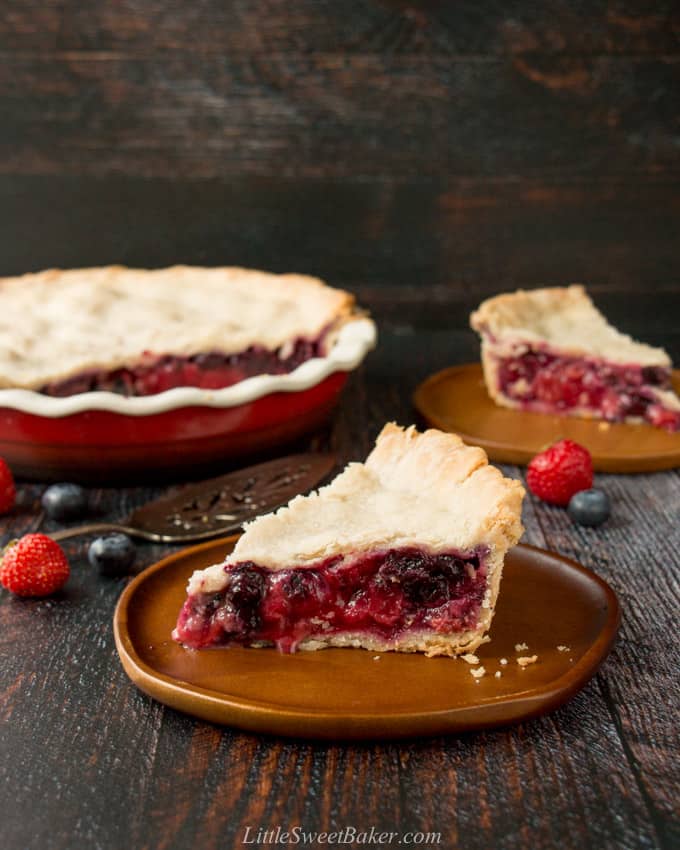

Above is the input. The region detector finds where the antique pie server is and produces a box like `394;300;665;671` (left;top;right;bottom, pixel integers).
49;454;336;544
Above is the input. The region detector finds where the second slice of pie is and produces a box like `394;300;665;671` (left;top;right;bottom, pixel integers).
173;424;525;657
470;285;680;431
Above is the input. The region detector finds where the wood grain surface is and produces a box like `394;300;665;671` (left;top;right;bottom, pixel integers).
0;295;678;850
0;1;679;847
0;2;677;180
1;174;679;295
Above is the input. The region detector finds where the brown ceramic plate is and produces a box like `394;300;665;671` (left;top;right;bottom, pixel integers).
413;363;680;472
114;536;620;740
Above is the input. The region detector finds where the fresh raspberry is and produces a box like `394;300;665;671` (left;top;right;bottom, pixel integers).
526;439;593;506
1;533;70;597
0;458;16;514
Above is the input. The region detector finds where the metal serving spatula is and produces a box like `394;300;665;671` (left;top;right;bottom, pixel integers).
49;453;336;544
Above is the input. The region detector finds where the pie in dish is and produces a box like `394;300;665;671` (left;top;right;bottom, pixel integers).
0;266;356;396
470;285;680;432
173;424;525;657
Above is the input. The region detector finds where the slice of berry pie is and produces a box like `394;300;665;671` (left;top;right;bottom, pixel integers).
0;265;356;396
470;285;680;432
173;424;525;657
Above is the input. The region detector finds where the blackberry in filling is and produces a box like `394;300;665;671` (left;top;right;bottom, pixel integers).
173;547;488;653
41;337;324;397
496;349;680;431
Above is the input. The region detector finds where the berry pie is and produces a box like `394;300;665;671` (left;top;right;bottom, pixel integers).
0;266;355;396
173;424;525;657
471;285;680;432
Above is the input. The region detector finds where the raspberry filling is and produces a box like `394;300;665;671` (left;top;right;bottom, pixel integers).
41;337;324;397
173;547;488;653
496;350;680;431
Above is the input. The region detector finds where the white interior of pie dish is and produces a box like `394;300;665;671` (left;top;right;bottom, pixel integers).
0;317;377;418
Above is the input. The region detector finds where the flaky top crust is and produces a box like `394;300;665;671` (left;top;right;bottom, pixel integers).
189;424;525;594
0;265;355;389
470;285;671;367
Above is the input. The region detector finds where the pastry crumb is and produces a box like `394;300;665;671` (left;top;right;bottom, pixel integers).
515;642;528;652
517;655;538;668
470;666;486;680
461;653;480;665
494;671;502;679
598;421;610;432
557;645;571;652
499;657;508;666
373;656;381;661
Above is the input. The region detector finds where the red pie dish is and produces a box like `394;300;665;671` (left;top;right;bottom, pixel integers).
0;266;376;481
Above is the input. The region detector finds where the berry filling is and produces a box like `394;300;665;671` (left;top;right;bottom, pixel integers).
495;349;680;431
41;337;325;397
173;547;488;653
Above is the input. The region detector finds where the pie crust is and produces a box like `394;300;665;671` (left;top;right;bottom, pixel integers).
470;285;680;430
174;424;525;656
0;265;355;392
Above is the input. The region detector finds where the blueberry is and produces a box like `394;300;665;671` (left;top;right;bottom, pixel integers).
568;489;611;527
432;554;468;581
379;550;460;606
88;534;136;577
225;564;265;629
227;565;265;608
41;483;88;521
380;551;430;585
280;569;328;602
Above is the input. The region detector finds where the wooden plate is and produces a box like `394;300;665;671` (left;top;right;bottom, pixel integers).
114;536;620;740
413;363;680;472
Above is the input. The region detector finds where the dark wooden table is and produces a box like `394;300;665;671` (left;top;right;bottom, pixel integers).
1;1;679;847
1;289;678;850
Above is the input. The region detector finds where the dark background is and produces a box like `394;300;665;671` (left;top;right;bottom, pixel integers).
1;4;679;850
1;2;679;318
